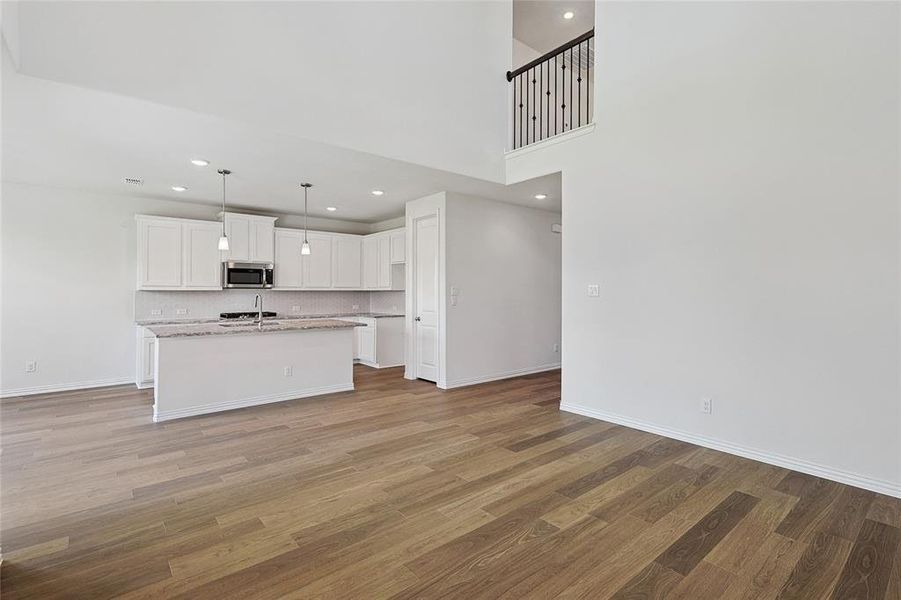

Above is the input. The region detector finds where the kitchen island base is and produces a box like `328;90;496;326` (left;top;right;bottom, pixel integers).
152;327;354;422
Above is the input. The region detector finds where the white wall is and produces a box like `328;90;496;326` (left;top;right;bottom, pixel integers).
507;2;900;495
0;181;399;396
444;193;561;387
1;182;211;395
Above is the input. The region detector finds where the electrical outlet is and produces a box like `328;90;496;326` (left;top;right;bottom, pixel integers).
352;304;359;310
587;284;600;297
291;305;301;313
391;305;398;312
175;308;188;316
25;360;37;373
150;309;162;316
284;367;293;377
553;343;560;353
700;398;712;414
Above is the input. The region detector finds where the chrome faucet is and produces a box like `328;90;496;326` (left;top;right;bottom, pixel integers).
254;294;263;328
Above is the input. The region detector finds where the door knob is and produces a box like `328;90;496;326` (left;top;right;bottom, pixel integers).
414;316;421;322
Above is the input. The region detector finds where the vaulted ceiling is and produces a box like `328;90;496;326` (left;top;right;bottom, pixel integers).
2;1;564;222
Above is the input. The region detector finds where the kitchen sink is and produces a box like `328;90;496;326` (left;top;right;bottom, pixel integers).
219;321;281;328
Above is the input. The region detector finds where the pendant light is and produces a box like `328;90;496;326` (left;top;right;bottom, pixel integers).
300;183;313;255
217;169;231;251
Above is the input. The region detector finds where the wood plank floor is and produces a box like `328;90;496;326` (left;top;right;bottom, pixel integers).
2;366;899;599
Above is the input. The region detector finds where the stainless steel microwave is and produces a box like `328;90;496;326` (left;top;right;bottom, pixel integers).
222;262;274;288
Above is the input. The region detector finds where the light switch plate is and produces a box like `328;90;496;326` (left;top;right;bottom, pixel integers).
175;308;188;315
587;284;600;297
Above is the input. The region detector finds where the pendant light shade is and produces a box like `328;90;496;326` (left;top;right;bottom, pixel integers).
300;182;313;256
218;169;231;252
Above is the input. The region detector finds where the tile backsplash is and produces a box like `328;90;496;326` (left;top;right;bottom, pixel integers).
134;290;404;320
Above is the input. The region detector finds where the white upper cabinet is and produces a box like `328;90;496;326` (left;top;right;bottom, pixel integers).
377;234;391;288
137;217;183;288
222;213;276;263
332;235;362;288
274;228;303;288
251;219;275;263
362;236;379;289
359;228;404;290
136;216;221;291
183;221;224;289
303;233;333;288
224;214;251;262
390;229;405;264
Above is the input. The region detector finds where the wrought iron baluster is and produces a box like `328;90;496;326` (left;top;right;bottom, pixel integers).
586;37;591;124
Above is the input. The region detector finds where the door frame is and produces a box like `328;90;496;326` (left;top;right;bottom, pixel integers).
404;193;446;385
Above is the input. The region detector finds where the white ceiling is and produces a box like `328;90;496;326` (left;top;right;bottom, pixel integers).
2;44;562;222
8;1;512;183
514;0;595;55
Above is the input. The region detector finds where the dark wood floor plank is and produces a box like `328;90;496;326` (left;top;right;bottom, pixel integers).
610;560;684;599
830;519;901;600
655;490;760;575
777;531;853;600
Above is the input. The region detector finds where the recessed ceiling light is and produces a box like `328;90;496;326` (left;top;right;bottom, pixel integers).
534;193;548;200
171;185;187;192
371;189;384;196
326;206;337;212
190;158;209;167
563;11;575;19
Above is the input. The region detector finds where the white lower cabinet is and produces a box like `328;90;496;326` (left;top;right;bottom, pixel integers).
135;327;156;388
348;317;404;368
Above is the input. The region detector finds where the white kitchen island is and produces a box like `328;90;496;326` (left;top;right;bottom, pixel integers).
147;319;362;422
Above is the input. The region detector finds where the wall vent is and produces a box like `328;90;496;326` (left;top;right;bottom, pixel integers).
124;177;144;186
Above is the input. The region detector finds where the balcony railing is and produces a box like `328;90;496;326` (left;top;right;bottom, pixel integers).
507;29;594;150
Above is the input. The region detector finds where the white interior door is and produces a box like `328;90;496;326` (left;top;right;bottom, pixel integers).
413;215;439;382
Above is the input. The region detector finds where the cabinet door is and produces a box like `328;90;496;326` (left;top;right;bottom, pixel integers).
390;230;405;264
274;229;303;288
362;237;379;289
302;233;333;288
138;219;182;288
183;221;223;289
142;337;156;382
250;219;275;263
224;214;251;262
333;236;362;288
377;235;391;288
358;319;376;362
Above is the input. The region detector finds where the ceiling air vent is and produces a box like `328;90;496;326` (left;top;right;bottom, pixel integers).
124;177;144;186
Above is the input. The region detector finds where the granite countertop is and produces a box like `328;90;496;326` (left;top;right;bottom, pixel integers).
146;318;365;339
135;312;404;326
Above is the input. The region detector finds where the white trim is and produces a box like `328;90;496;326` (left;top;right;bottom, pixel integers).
561;402;901;499
356;359;404;369
439;364;561;390
504;123;596;160
0;378;134;399
153;382;354;422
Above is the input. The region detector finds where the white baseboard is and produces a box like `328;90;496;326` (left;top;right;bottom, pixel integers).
439;363;561;390
561;402;901;499
0;377;134;399
153;382;354;422
357;360;404;369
